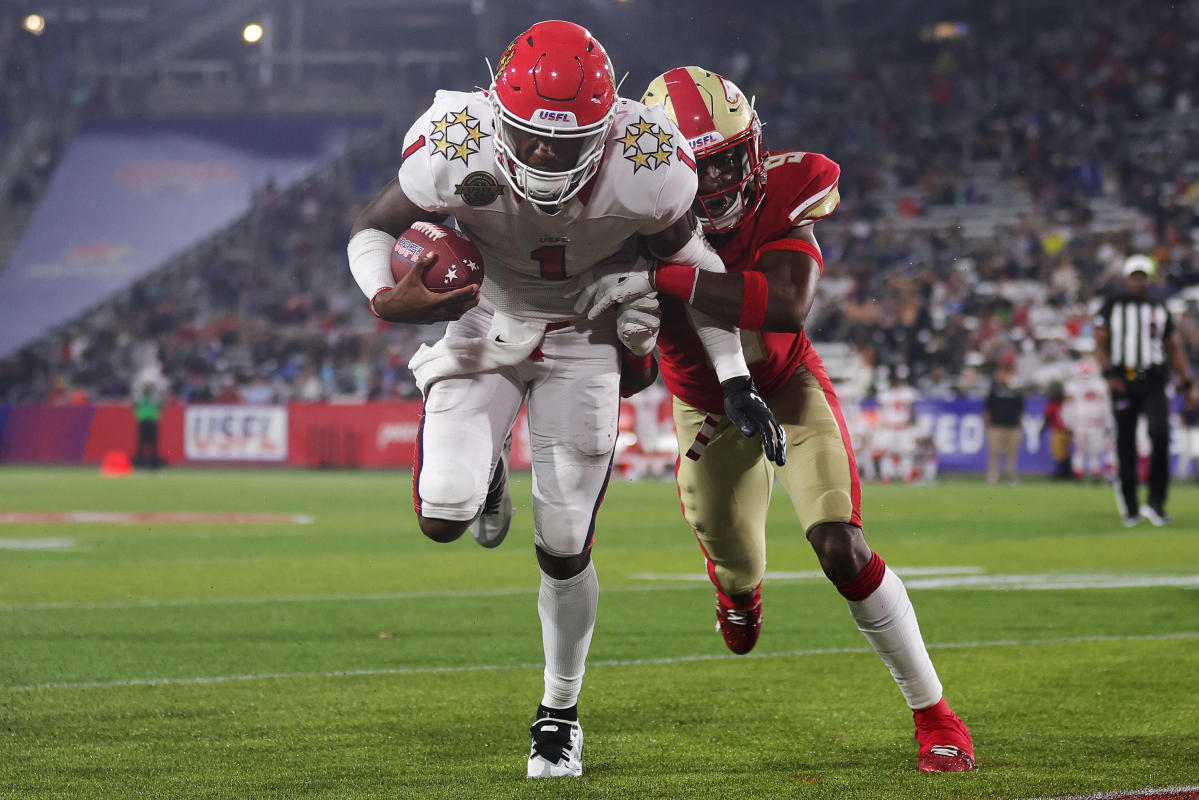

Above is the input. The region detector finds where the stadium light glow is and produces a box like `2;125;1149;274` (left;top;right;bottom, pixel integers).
23;13;47;35
243;23;264;44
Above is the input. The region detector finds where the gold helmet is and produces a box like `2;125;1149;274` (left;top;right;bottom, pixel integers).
642;66;765;232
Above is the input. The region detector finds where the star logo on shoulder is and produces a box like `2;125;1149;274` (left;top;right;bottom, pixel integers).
429;108;489;164
619;116;674;173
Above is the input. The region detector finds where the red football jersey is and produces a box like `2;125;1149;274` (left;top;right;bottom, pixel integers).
656;151;841;413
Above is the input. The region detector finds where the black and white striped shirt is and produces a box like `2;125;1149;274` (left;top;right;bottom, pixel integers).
1094;294;1173;379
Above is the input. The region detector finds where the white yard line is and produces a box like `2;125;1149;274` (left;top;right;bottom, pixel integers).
633;566;984;581
4;631;1194;693
0;583;703;612
632;570;1199;591
2;570;1197;612
1022;787;1199;800
0;512;314;524
905;574;1199;590
0;538;77;550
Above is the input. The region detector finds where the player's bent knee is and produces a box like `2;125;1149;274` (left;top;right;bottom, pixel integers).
536;545;591;579
806;522;871;583
419;463;484;508
418;515;469;543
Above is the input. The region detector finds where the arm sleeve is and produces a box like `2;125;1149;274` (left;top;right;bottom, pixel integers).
657;231;750;382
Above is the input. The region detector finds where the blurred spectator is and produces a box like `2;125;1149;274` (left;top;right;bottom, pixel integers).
984;364;1025;485
132;380;164;470
1;0;1197;415
1039;381;1074;480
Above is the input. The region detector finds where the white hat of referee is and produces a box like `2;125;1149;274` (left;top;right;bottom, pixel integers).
1121;254;1155;277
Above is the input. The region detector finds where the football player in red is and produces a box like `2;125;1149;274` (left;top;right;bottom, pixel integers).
348;27;784;778
578;66;975;773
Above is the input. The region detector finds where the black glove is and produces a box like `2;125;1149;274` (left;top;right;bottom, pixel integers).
721;376;787;466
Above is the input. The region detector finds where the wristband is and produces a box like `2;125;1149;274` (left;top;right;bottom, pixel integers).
738;271;769;330
755;238;824;273
652;264;700;304
369;286;391;319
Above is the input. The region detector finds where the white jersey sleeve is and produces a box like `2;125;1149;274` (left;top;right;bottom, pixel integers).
642;110;698;235
607;100;699;236
397;90;495;213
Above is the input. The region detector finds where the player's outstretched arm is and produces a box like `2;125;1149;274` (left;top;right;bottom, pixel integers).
653;225;822;333
347;179;478;324
580;222;822;335
644;218;787;466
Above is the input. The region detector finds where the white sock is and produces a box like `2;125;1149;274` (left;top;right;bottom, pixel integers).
847;566;943;710
538;561;599;710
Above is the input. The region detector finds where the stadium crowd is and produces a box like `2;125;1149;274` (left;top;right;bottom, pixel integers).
0;0;1196;410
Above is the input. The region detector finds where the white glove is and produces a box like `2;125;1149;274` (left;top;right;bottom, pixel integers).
616;293;661;357
574;261;657;320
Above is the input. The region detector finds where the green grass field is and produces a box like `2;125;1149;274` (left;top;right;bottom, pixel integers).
1;466;1197;799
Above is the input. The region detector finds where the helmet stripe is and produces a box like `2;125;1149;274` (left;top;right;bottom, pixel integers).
662;67;715;139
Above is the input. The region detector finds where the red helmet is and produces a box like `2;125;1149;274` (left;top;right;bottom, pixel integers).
642;66;765;232
490;20;617;209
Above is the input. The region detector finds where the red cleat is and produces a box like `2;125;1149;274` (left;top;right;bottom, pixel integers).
715;585;762;655
913;698;975;773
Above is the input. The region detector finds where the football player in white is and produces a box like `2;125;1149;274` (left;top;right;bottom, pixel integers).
1064;359;1113;481
345;21;785;778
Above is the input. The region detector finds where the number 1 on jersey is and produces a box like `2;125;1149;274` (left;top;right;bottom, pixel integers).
531;245;567;281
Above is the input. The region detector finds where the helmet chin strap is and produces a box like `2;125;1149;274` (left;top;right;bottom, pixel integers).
525;172;572;202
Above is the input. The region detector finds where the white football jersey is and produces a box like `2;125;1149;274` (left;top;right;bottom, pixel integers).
877;384;918;430
398;90;698;320
1064;374;1110;430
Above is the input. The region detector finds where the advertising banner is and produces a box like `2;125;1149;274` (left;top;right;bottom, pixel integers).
183;405;288;462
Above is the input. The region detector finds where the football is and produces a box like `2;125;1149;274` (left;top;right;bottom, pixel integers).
391;221;484;292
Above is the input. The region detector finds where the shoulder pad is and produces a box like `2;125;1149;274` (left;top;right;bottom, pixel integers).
398;91;497;212
763;151;842;224
604;100;698;233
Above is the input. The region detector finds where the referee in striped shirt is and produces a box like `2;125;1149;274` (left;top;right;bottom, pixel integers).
1093;255;1195;526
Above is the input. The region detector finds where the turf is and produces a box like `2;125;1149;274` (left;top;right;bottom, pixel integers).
1;466;1197;799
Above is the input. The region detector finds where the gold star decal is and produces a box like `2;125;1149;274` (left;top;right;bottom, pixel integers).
428;107;488;164
462;122;485;147
648;146;672;169
617;127;642;153
628;150;652;171
451;140;475;163
621;117;674;172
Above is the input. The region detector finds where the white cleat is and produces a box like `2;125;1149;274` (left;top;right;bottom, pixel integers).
471;434;514;548
1141;505;1172;527
527;716;583;778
